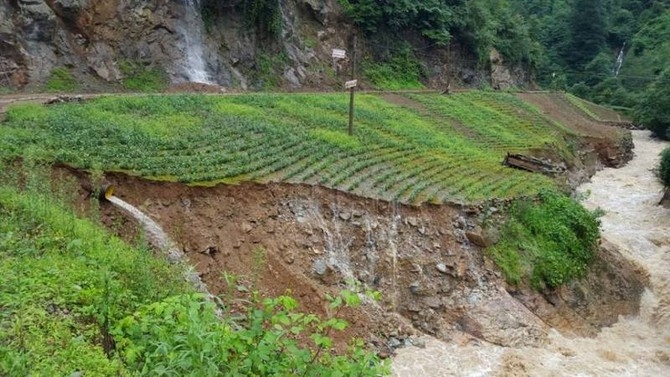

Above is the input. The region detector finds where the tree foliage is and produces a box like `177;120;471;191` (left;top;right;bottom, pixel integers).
659;148;670;187
338;0;539;64
635;67;670;139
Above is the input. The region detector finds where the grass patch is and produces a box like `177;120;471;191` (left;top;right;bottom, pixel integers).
251;52;288;89
46;67;78;92
487;190;601;290
0;169;191;374
0;162;388;375
119;61;168;92
363;48;425;90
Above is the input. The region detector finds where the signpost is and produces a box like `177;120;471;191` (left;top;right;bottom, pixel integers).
332;49;346;59
332;49;346;73
347;37;357;136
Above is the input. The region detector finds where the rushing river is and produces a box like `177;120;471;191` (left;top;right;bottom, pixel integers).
393;130;670;376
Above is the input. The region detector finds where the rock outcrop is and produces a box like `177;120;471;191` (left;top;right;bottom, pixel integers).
0;0;525;90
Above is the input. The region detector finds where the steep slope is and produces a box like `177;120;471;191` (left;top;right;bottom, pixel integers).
0;0;523;91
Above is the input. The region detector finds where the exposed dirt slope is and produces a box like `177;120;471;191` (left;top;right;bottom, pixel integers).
518;92;633;168
66;170;647;355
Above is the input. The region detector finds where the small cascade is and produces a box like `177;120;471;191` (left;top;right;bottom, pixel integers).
305;200;355;283
107;195;219;307
178;0;211;84
388;201;400;312
614;42;626;77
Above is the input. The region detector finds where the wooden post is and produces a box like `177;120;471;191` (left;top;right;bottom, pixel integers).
348;36;357;136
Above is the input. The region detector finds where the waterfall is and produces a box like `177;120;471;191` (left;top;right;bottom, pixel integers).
614;42;626;77
178;0;212;84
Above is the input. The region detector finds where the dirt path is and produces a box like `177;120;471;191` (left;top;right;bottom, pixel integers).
392;130;670;376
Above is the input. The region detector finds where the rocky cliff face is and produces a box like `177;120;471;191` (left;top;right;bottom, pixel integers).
0;0;523;90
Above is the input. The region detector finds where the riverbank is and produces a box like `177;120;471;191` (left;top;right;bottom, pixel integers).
393;130;670;376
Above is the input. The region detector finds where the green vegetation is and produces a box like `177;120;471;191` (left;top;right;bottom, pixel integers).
487;190;601;290
46;67;78;92
0;162;387;375
659;148;670;187
634;67;670;139
251;52;288;89
0;91;574;203
363;47;424;90
338;0;537;65
202;0;281;38
513;1;669;113
119;62;168;92
0;166;190;374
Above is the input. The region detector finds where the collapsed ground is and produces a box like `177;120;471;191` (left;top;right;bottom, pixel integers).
0;91;649;362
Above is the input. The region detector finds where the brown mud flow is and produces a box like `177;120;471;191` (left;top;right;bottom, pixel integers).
61;166;643;361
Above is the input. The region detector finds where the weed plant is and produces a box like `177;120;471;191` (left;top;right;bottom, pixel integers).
487;190;601;290
46;67;77;92
119;62;168;92
0;162;388;375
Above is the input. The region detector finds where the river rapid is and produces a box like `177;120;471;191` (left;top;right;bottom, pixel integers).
393;130;670;376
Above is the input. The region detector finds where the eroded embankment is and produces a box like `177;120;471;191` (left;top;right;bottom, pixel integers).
394;130;670;376
59;169;647;357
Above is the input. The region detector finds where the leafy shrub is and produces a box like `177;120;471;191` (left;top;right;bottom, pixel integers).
634;67;670;139
487;190;601;290
0;166;388;375
113;291;388;376
119;61;168;92
659;147;670;187
46;67;77;92
0;183;189;375
363;47;424;90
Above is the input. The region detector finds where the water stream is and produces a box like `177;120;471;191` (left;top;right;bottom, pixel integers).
393;130;670;376
178;0;211;84
107;196;215;299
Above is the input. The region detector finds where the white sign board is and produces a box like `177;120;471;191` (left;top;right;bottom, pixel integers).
344;79;358;89
332;49;346;59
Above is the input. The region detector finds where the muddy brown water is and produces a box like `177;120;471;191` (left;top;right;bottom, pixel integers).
392;131;670;376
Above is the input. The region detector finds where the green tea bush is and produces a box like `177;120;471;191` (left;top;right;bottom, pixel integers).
113;291;388;376
488;190;601;290
0;92;567;203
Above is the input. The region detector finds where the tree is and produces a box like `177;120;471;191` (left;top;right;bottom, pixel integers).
659;148;670;187
566;0;608;69
635;67;670;139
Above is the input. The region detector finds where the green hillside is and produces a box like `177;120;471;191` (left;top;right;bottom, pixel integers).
0;92;578;203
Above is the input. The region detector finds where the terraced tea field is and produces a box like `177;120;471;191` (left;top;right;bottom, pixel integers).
0;92;580;203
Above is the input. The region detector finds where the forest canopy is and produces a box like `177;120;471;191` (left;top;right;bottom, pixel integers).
339;0;670;130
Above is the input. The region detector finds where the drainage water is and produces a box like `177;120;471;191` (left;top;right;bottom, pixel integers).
107;196;214;298
392;131;670;376
179;0;211;84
